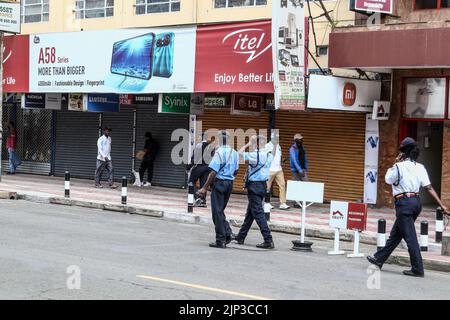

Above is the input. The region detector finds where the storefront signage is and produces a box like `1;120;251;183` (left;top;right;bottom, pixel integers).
45;93;63;110
119;94;133;105
3;35;29;93
347;203;368;231
204;97;227;107
364;114;379;204
190;93;205;115
21;93;46;109
28;27;196;93
265;95;275;110
0;1;20;34
308;74;381;112
354;0;394;14
158;93;191;114
272;1;306;110
195;20;274;93
68;94;86;112
231;94;263;115
372;100;391;120
329;201;349;230
86;93;120;113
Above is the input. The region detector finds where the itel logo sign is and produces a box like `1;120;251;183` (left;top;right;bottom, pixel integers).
343;82;356;106
2;46;12;64
222;28;272;64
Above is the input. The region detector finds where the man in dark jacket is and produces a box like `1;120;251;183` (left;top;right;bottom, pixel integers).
139;132;159;187
187;132;214;207
290;133;308;181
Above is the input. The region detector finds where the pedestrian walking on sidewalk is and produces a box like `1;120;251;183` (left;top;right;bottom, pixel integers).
139;132;159;187
265;131;289;210
290;133;308;182
94;127;118;189
235;135;275;249
367;137;449;278
6;121;21;175
197;130;239;249
187;132;214;207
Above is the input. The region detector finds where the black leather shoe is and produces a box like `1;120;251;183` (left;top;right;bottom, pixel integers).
367;256;383;269
234;237;245;245
226;233;237;245
256;241;275;249
403;270;424;278
209;242;226;249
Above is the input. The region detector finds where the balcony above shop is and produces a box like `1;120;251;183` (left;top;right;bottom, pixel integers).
329;23;450;72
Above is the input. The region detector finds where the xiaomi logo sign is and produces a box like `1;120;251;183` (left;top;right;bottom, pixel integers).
343;82;356;106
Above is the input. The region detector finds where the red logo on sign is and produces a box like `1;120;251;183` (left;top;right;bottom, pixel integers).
343;82;356;106
332;211;344;217
3;35;29;93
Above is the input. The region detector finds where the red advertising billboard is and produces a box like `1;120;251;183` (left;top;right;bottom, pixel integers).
195;20;274;93
347;203;368;231
355;0;393;14
3;35;29;93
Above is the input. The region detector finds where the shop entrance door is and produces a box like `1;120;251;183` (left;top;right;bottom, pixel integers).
400;120;443;204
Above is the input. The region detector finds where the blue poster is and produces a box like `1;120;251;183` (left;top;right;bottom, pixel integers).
22;93;46;109
86;93;120;112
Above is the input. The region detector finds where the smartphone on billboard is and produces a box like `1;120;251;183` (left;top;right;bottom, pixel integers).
153;32;175;78
111;33;155;80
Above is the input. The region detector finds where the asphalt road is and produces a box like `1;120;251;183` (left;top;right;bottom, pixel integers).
0;200;449;300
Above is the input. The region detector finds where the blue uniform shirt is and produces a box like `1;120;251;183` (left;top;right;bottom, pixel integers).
209;145;239;180
243;150;273;182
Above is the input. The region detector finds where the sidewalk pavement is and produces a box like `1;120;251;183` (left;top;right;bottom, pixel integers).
1;173;449;272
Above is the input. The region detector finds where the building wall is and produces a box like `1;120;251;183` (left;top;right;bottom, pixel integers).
19;0;353;72
378;68;450;208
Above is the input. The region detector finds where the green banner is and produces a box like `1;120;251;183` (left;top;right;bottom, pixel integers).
158;93;191;114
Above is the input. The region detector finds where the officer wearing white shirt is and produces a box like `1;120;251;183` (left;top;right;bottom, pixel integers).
265;131;290;210
94;127;117;189
367;137;448;278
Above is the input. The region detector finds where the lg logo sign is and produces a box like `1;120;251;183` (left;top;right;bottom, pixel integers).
343;82;357;106
222;28;272;63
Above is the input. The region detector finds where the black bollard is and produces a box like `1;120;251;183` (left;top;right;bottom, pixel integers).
65;171;70;198
436;208;444;243
420;221;428;252
377;219;386;251
121;177;127;205
188;182;194;213
264;192;271;221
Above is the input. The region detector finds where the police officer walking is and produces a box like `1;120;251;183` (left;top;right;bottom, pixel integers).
367;137;449;277
234;135;275;249
197;131;239;249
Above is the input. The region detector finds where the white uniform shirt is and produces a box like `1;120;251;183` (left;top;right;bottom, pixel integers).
385;160;431;196
265;142;282;172
97;135;112;161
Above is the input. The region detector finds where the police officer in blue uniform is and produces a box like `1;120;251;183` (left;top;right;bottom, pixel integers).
367;137;449;277
234;135;275;249
197;130;239;249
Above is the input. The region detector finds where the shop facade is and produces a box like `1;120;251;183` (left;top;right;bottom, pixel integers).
329;8;450;206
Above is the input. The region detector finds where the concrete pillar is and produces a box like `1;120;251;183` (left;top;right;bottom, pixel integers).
442;236;450;257
441;121;450;205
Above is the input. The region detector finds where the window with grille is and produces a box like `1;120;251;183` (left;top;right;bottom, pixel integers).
21;0;49;23
75;0;114;19
135;0;180;14
214;0;267;8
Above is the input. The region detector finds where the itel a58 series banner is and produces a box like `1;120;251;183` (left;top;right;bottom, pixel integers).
272;0;306;110
29;27;196;93
195;20;274;93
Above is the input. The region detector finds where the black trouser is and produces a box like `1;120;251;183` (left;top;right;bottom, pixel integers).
374;196;424;274
237;181;273;243
189;165;211;200
139;160;154;183
211;179;233;244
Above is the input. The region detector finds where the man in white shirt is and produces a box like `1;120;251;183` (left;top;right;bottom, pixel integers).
265;131;290;210
95;127;118;189
367;137;448;278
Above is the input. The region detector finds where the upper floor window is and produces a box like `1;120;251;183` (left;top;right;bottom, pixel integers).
214;0;267;8
135;0;180;14
414;0;450;9
75;0;114;19
21;0;49;23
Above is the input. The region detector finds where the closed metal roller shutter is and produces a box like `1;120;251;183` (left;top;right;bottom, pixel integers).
135;104;189;188
54;108;100;179
197;108;271;192
275;110;366;202
102;106;135;181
